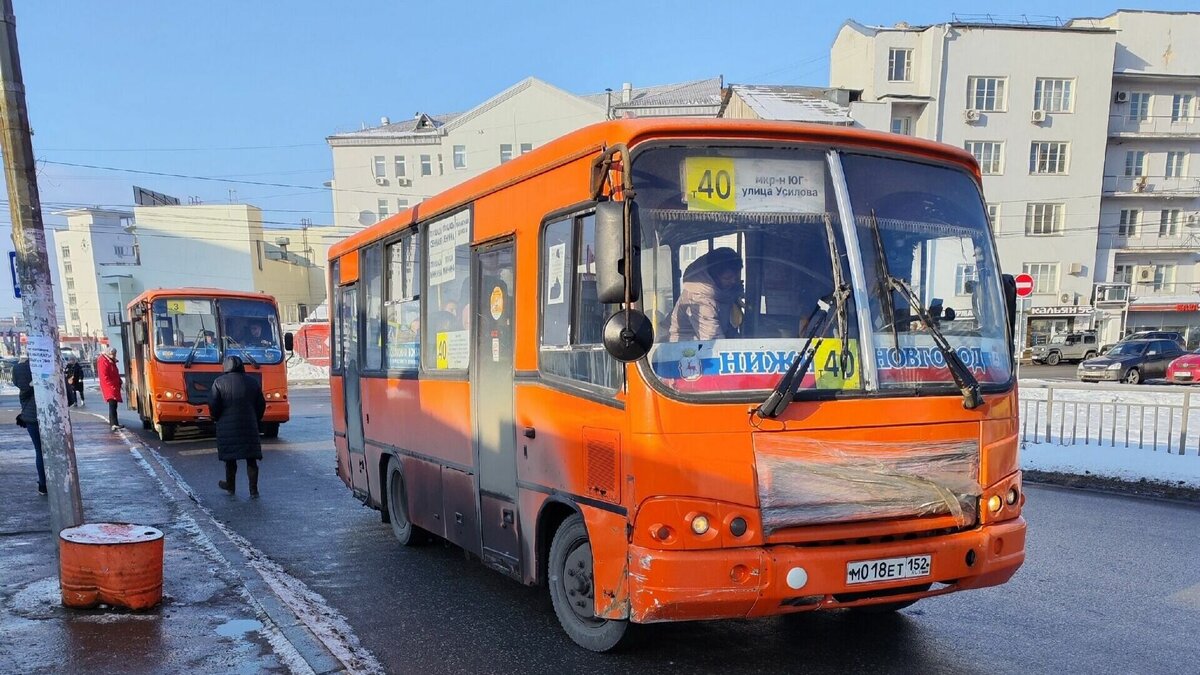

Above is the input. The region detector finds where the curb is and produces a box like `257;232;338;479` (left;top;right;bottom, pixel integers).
91;413;365;674
1024;470;1200;504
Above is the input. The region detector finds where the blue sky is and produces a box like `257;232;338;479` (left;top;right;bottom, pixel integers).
0;0;1194;317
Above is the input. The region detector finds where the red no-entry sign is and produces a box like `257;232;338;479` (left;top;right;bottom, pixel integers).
1014;273;1035;298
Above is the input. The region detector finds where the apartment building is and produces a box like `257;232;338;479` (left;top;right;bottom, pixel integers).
54;204;329;355
831;18;1117;344
326;77;723;231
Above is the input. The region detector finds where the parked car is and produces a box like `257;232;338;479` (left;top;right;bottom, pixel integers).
1167;350;1200;384
1100;330;1186;354
1030;331;1098;365
1077;339;1186;384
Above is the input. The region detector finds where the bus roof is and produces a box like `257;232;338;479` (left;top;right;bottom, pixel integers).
327;118;981;261
126;288;278;310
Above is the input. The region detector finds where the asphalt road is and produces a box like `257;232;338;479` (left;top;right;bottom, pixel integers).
118;390;1200;675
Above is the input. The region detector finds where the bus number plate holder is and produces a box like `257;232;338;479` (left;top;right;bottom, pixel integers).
845;554;931;585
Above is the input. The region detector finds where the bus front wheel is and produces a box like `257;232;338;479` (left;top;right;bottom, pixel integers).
548;514;629;653
261;422;280;439
386;460;424;546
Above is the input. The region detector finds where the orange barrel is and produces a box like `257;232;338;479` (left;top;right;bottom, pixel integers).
59;523;164;610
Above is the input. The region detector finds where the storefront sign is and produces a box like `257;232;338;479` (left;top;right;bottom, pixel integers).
1028;306;1093;316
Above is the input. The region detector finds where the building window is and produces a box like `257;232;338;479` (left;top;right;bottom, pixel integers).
1034;78;1073;112
1153;263;1176;292
1025;203;1064;236
397;199;409;211
986;203;999;228
60;245;70;260
964;141;1003;175
1166;151;1188;178
966;76;1006;111
1128;93;1151;122
373;156;386;178
63;261;72;274
438;153;444;175
500;144;513;163
891;116;912;135
377;199;389;219
1022;263;1059;294
420;154;432;176
520;143;533;155
453;145;466;169
1118;209;1140;237
1124;150;1147;177
1160;209;1182;237
394;155;406;177
69;310;79;321
954;264;977;295
68;293;77;306
887;48;912;82
1172;94;1194;123
66;278;75;290
1029;142;1069;174
1113;264;1133;285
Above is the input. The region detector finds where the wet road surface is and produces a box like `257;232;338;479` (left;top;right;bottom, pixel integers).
118;389;1200;674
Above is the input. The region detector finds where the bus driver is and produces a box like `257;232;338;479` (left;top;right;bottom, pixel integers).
667;247;745;342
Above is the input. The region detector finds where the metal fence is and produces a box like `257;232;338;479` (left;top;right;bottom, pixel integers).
1020;381;1200;456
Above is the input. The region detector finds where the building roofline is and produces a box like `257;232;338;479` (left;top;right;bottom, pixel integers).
52;207;133;218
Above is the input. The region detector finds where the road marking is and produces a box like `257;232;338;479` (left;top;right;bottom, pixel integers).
179;448;217;456
1168;581;1200;609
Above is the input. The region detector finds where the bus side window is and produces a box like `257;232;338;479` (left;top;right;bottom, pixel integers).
385;232;420;371
330;259;341;372
362;244;384;371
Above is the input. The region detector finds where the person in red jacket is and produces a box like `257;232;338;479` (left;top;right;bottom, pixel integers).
97;347;124;431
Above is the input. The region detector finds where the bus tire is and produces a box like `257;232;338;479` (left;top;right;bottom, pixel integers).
140;401;153;430
548;514;629;653
386;460;423;546
156;422;176;442
261;422;280;439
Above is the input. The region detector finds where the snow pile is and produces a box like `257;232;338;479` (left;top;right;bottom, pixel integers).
286;358;328;385
1023;441;1200;489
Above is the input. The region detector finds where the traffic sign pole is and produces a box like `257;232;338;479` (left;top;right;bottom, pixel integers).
1012;273;1035;381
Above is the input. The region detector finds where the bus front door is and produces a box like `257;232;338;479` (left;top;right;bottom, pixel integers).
472;242;520;578
339;284;369;498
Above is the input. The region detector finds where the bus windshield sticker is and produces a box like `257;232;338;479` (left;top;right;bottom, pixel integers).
166;299;212;315
683;158;825;213
489;286;504;320
435;330;469;369
546;243;566;305
428;210;471;286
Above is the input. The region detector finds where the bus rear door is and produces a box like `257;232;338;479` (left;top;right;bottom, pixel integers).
338;284;369;497
472;241;520;577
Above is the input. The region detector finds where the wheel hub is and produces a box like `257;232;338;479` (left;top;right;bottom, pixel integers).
563;542;596;621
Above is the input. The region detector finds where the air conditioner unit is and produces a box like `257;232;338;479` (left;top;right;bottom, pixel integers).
1059;293;1072;304
1068;262;1083;275
1031;110;1047;123
1135;265;1155;283
963;109;981;123
1114;91;1128;104
374;177;388;186
397;178;412;187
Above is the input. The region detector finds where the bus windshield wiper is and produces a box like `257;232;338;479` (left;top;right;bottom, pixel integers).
888;276;982;409
224;335;259;368
755;214;851;420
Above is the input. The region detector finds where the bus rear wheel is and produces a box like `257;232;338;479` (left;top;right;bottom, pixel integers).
548;514;629;653
140;400;153;430
155;421;176;442
386;460;424;546
261;422;280;439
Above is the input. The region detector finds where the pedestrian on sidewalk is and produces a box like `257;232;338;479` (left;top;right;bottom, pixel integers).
11;358;46;495
209;355;266;497
67;359;85;406
98;347;124;431
63;364;76;408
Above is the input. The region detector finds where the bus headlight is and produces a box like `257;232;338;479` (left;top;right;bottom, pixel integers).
987;495;1003;513
690;514;711;535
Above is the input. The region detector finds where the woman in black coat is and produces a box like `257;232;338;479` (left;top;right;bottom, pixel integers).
209;355;266;497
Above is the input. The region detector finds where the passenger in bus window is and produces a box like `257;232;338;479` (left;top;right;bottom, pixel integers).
667;247;745;341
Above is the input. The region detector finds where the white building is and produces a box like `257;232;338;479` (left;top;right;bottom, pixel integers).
831;17;1118;344
54;204;331;356
326;77;723;232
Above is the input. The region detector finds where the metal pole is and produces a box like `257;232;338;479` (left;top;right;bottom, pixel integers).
0;0;83;535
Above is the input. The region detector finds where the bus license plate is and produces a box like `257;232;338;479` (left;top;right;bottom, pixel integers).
846;555;931;585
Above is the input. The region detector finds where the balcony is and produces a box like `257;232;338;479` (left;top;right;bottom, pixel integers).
1103;231;1200;251
1097;282;1200;310
1102;175;1200;198
1109;114;1198;138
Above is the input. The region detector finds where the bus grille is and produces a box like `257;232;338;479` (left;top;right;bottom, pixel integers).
583;428;620;504
183;371;262;406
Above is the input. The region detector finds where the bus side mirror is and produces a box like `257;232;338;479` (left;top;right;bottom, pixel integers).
594;201;641;305
284;332;294;353
1001;274;1017;343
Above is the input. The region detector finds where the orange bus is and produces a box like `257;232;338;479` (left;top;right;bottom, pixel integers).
124;288;292;441
327;119;1025;651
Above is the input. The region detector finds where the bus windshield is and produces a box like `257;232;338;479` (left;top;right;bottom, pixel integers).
220;298;284;365
151;298;220;364
634;144;1011;399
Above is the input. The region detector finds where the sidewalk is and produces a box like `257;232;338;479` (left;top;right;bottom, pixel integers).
0;402;345;674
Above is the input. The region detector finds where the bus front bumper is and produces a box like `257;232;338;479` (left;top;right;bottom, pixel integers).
154;401;290;424
625;518;1025;623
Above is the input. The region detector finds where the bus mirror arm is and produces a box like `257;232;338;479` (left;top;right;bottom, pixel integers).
1001;274;1017;346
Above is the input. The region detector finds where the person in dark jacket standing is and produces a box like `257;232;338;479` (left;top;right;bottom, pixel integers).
11;359;46;495
97;347;123;431
68;359;85;406
209;355;266;497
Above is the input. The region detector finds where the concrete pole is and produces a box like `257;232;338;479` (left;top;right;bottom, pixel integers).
0;0;84;534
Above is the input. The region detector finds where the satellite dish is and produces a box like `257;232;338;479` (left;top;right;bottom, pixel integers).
358;210;377;227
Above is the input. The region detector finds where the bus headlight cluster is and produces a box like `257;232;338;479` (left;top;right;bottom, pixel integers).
160;390;185;400
267;391;285;400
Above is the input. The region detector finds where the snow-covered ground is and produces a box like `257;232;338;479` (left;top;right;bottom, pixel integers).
1022;441;1200;488
286;358;329;386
